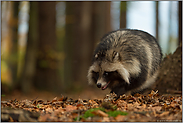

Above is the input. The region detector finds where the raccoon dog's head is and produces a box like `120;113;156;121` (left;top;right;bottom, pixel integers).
87;49;130;90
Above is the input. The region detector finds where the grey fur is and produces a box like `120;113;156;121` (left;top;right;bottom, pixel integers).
87;29;162;96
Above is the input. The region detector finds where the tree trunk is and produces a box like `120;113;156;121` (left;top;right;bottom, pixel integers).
120;1;126;29
34;2;60;92
63;2;75;91
72;2;93;89
63;2;112;91
20;2;38;94
104;2;111;32
92;2;112;47
155;1;159;41
178;1;182;45
11;2;19;89
93;2;106;44
1;2;19;93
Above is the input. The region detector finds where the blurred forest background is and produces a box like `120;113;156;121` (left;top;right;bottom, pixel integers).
1;1;182;98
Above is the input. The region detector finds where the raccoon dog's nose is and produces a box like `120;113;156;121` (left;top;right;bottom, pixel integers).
97;83;101;88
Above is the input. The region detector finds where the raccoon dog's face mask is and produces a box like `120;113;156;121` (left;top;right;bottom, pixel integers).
92;70;127;90
88;50;130;90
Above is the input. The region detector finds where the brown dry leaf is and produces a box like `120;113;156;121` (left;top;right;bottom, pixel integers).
58;98;63;101
127;104;134;111
38;114;51;122
151;106;162;112
91;110;108;117
133;102;140;107
54;107;64;115
9;116;14;122
142;104;146;109
76;103;83;107
159;111;169;117
52;97;57;103
37;99;44;104
134;93;141;97
103;117;110;122
71;112;79;119
65;105;77;112
33;100;37;106
179;105;182;110
58;96;67;101
1;90;182;122
115;114;126;121
45;107;53;113
58;95;64;101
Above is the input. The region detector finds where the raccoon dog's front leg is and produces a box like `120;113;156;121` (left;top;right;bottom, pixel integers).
111;86;126;101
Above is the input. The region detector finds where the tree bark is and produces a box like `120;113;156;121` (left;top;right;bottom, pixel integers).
120;1;126;29
63;2;112;91
155;1;159;41
11;2;19;89
1;2;19;92
20;2;38;94
34;2;60;92
72;2;93;89
178;1;182;45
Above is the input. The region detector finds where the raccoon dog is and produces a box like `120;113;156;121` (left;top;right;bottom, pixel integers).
87;29;162;97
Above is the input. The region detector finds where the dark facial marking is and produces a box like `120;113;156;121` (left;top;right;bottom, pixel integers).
92;71;99;83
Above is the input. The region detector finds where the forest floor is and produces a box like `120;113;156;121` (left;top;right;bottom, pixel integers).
1;88;182;122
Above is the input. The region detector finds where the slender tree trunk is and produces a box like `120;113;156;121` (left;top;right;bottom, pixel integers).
72;2;93;89
105;2;111;32
1;2;14;92
178;1;182;45
20;2;38;94
63;2;75;91
63;2;112;91
93;2;106;43
34;2;59;92
92;2;112;46
4;2;19;91
11;2;19;89
156;1;159;41
120;1;126;29
167;2;172;54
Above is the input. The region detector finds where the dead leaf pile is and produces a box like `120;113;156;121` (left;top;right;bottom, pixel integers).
1;90;182;122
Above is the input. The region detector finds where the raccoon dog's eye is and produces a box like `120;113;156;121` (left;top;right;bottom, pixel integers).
104;71;109;77
103;71;117;77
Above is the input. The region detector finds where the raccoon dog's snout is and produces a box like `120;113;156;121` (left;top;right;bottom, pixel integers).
97;83;101;88
87;29;162;96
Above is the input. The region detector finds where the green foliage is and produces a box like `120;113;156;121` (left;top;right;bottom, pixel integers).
107;110;128;117
74;107;128;121
36;104;42;108
1;94;5;97
74;107;105;121
83;107;106;119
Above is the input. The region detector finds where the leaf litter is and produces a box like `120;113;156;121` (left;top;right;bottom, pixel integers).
1;90;182;122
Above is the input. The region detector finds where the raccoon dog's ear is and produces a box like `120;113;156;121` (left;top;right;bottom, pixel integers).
112;51;119;61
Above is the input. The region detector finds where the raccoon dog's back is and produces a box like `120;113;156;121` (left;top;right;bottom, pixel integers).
88;29;162;96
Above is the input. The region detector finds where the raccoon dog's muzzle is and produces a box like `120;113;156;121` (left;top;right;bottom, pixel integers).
97;81;110;90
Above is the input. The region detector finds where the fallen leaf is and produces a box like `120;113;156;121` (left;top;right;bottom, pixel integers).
65;105;77;112
45;107;53;113
52;97;57;103
103;117;110;122
115;114;126;121
76;103;83;107
159;111;169;117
